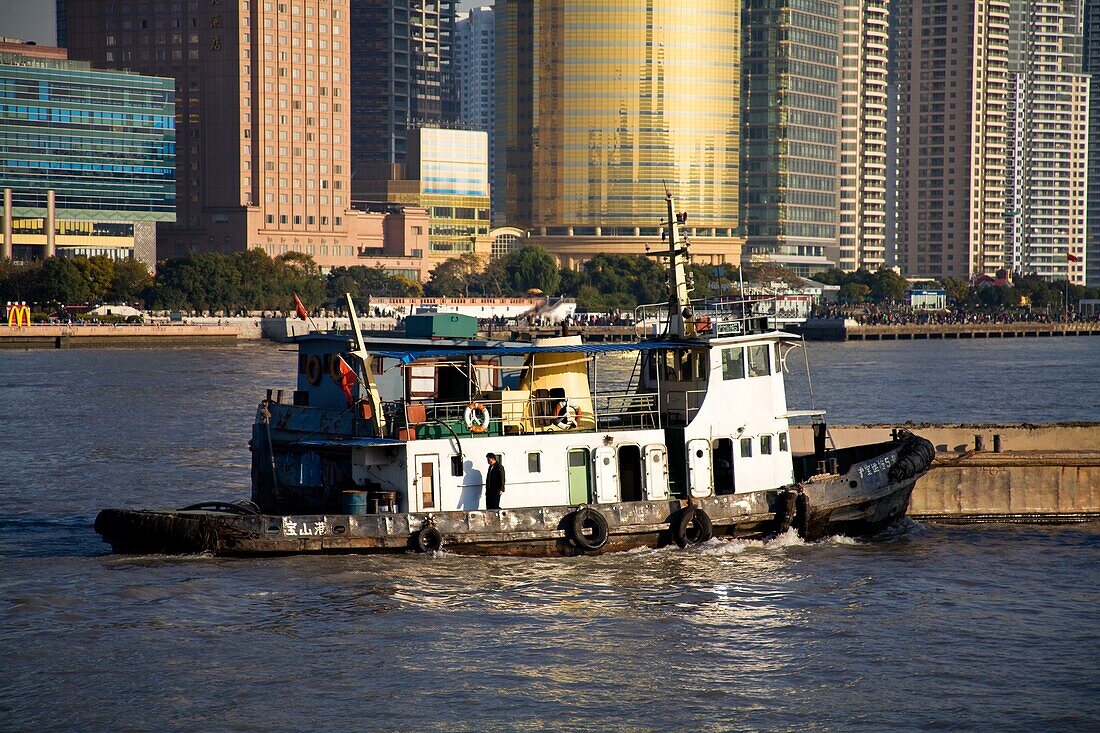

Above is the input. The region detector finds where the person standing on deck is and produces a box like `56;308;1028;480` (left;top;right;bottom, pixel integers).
485;453;505;510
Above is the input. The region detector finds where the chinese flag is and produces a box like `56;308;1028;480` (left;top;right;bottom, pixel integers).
336;355;357;405
293;292;309;320
1067;253;1080;263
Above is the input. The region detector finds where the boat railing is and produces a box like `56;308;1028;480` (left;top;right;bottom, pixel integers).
634;295;779;338
593;389;661;430
662;388;706;425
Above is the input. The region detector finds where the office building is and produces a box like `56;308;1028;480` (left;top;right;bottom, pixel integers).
741;0;840;276
1083;0;1100;286
837;1;889;271
1006;0;1088;286
895;0;1011;281
355;126;490;266
0;40;175;267
350;0;458;190
60;0;426;273
456;6;495;217
497;0;742;266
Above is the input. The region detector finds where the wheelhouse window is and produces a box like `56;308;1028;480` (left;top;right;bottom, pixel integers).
740;437;753;457
760;434;773;455
528;452;541;473
748;344;771;377
722;347;745;380
779;432;789;452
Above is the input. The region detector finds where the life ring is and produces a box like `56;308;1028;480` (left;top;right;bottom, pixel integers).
305;355;323;385
464;402;490;433
415;525;443;553
672;506;713;548
568;506;609;551
329;352;344;381
553;400;580;429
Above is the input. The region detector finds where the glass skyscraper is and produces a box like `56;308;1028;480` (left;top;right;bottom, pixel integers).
0;41;175;264
498;0;741;260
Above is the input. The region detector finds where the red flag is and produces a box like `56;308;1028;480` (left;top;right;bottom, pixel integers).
1067;253;1080;263
336;355;357;406
293;292;309;320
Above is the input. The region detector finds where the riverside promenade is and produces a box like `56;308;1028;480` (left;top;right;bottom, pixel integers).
799;318;1100;341
0;323;241;348
793;423;1100;523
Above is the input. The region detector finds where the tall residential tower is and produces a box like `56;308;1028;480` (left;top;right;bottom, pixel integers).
456;6;496;218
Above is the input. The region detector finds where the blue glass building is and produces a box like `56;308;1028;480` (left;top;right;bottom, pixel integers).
0;42;175;265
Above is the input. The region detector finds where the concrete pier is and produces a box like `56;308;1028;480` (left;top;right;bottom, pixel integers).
0;323;241;348
793;424;1100;523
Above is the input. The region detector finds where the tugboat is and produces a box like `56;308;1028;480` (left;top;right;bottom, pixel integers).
95;194;935;556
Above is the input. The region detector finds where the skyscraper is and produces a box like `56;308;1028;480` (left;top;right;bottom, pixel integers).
837;0;889;272
60;0;428;271
1005;0;1088;286
895;0;1011;281
1083;0;1100;287
741;0;840;276
350;0;458;181
497;0;742;265
456;6;495;217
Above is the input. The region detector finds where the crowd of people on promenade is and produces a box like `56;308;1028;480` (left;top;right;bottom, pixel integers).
812;304;1099;325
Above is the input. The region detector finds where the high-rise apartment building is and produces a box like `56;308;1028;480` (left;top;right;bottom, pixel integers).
1006;0;1088;286
741;0;840;276
497;0;742;266
456;6;495;217
895;0;1011;281
350;0;458;183
60;0;428;272
837;1;889;271
0;40;175;267
1083;0;1100;286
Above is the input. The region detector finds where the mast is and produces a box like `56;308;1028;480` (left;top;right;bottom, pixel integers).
649;190;697;339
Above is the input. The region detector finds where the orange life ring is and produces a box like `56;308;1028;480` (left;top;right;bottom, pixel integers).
305;354;323;385
554;400;580;429
329;352;344;381
464;402;490;433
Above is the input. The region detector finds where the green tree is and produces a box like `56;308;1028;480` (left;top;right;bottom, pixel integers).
838;282;871;304
72;256;116;303
38;257;91;305
424;253;485;297
153;253;242;312
500;245;561;295
941;277;970;305
581;254;665;308
107;259;153;304
234;248;282;310
869;268;909;303
327;265;422;306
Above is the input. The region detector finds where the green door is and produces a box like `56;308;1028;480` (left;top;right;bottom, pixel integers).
567;448;591;504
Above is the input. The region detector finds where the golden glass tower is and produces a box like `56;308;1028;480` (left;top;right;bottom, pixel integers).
498;0;741;246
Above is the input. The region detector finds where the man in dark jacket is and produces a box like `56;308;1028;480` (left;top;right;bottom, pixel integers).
485;452;505;509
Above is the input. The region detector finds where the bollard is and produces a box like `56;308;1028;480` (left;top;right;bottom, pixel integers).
975;435;984;452
993;434;1002;453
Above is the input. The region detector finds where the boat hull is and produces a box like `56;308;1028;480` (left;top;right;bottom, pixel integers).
95;436;932;557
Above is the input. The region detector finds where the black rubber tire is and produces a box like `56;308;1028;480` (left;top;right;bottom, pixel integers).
569;507;609;551
416;525;443;553
673;506;714;548
794;493;810;539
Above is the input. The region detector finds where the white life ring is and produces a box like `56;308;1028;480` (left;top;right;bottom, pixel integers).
464;402;490;433
553;400;580;429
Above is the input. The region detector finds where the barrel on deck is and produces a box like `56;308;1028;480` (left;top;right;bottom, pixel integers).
342;490;370;515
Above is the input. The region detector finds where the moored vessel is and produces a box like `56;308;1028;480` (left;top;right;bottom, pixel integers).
96;194;934;557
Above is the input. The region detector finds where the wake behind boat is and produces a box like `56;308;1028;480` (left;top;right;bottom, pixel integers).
95;194;934;557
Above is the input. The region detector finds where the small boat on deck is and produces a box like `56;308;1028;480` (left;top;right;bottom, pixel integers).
95;194;935;557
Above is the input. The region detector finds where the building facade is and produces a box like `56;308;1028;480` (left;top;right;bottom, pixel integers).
741;0;840;276
456;6;495;217
895;0;1011;281
1005;0;1088;286
0;40;175;267
1083;0;1100;286
497;0;743;266
59;0;427;272
837;0;889;272
350;0;458;188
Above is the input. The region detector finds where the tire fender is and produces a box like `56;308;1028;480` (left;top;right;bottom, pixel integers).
415;525;443;553
568;507;609;551
672;506;713;548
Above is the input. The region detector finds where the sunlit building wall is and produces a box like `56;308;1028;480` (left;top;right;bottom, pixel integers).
497;0;742;265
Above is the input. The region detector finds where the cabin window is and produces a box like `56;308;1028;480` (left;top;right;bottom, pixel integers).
408;361;437;398
451;455;463;476
528;452;541;473
748;345;771;377
740;437;753;457
722;347;745;380
420;460;435;509
474;360;498;393
779;432;789;452
760;434;773;455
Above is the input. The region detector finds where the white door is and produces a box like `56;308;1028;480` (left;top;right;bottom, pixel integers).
686;439;713;497
593;445;619;503
644;444;669;500
414;454;440;511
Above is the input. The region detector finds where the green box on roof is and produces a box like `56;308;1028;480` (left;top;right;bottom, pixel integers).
405;313;478;339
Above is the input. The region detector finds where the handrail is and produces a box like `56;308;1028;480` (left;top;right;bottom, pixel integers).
634;295;780;338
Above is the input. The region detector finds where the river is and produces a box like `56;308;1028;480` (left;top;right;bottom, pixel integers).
1;339;1098;731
